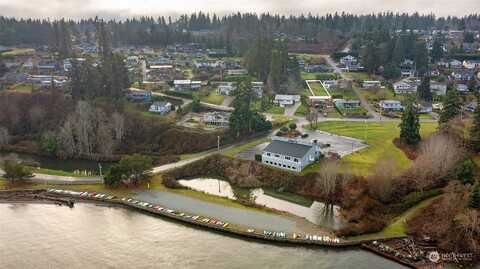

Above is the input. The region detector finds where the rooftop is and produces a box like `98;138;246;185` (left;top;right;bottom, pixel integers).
263;140;313;158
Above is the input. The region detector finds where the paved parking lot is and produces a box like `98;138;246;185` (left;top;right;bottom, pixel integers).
235;131;367;161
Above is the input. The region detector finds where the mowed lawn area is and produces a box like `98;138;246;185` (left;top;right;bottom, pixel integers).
307;81;330;96
311;121;438;176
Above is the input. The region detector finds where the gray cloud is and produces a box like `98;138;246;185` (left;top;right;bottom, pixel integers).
0;0;477;19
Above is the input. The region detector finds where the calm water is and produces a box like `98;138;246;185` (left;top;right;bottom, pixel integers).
0;152;111;173
178;178;344;230
0;203;406;269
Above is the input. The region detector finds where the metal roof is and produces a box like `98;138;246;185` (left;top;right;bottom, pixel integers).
263;140;313;158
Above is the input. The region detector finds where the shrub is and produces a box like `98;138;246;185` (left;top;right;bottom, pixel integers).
456;159;475;185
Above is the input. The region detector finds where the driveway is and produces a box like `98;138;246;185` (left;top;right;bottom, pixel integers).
322;55;381;120
284;102;301;117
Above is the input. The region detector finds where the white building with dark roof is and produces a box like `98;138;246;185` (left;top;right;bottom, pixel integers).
262;137;320;172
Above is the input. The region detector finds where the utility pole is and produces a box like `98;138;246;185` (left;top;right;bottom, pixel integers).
217;135;220;151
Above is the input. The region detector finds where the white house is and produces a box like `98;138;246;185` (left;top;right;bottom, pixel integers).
449;59;463;69
463;60;480;70
362;80;381;89
340;55;357;65
174;80;202;92
262;137;321;172
393;80;418;94
217;82;237;96
456;84;469;93
379;100;403;112
227;69;248;76
203;112;230;127
149;101;172;114
274;95;301;107
251;81;264;98
430;81;447;95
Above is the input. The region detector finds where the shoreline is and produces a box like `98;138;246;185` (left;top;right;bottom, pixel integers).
0;189;443;268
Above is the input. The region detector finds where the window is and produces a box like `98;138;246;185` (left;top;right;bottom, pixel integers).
274;154;280;158
266;153;271;156
294;158;299;163
285;156;291;160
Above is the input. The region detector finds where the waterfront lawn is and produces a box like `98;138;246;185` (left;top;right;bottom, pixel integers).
347;195;442;241
221;137;270;158
263;188;314;207
31;167;88;177
309;121;438;176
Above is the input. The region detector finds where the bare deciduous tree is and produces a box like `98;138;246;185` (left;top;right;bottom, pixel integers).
316;160;341;206
368;156;398;202
111;112;125;142
0;127;10;145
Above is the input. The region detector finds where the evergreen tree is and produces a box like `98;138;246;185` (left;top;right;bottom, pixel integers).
439;86;462;125
363;41;378;74
431;38;444;63
383;63;401;79
399;99;421;145
468;184;480;209
470;96;480;152
414;41;429;76
418;76;432;102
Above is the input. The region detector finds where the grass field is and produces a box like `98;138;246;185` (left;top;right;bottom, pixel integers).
301;72;337;81
31;168;87;177
197;91;225;105
221;137;270;158
10;83;39;93
307;81;330;96
266;105;285;115
1;48;35;57
343;72;372;81
310;121;438;176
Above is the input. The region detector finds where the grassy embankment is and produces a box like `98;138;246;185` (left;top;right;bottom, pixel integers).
221;137;270;158
308;121;438;176
347;195;442;240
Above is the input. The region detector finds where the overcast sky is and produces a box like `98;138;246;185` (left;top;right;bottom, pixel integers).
0;0;478;19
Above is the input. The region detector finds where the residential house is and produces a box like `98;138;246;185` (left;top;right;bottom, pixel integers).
262;137;321;172
379;100;403;112
304;64;330;73
451;69;475;81
174;80;201;92
334;99;361;109
63;58;86;72
362;80;381;89
416;103;433;114
217;82;237;96
126;56;140;66
203;112;230;127
322;80;337;90
430;81;448;95
274;95;301;107
456;84;469;93
463;60;480;70
127;88;152;102
436;60;449;69
227;69;248;76
251;81;264;98
393;79;419;94
194;60;223;69
148;101;172;114
449;59;463;69
400;60;416;77
340;55;357;66
465;102;477;113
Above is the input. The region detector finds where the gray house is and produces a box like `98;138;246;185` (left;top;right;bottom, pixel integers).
262;137;320;172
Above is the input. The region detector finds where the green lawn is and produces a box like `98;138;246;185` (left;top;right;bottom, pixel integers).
222;137;270;158
309;121;438;176
348;195;441;241
11;83;39;93
1;48;35;57
266;105;285;115
343;72;372;81
31;168;88;177
295;103;308;116
301;72;337;81
307;81;330;96
198;91;225;105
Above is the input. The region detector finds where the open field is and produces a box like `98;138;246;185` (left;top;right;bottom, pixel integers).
301;72;337;81
343;72;372;81
0;48;35;57
310;121;438;176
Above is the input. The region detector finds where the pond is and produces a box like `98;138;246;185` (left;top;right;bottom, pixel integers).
178;178;345;230
0;151;112;174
